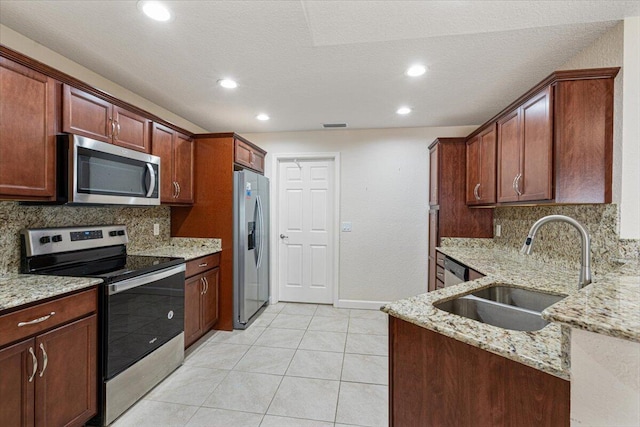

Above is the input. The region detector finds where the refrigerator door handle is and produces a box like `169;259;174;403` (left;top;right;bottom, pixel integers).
256;195;264;270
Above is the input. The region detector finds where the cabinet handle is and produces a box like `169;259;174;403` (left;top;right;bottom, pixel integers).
512;174;519;195
110;117;115;138
515;173;523;196
200;277;205;295
28;347;38;383
473;183;481;201
38;343;48;377
198;263;208;267
172;181;178;198
116;121;121;138
176;182;181;198
18;312;55;327
203;277;209;294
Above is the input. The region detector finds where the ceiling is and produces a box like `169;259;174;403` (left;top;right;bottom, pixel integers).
0;1;638;133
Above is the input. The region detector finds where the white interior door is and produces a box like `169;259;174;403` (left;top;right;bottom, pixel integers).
278;158;335;304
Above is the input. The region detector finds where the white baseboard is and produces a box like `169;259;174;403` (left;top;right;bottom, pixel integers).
335;299;390;310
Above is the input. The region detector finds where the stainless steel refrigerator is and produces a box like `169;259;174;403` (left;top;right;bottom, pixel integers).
233;170;270;329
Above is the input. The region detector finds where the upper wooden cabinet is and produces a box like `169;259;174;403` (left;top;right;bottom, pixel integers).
0;56;58;201
234;137;266;174
152;122;194;204
63;84;151;153
497;87;553;203
466;125;496;205
467;68;618;206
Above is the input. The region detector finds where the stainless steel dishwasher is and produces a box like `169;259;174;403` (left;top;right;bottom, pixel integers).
444;257;469;287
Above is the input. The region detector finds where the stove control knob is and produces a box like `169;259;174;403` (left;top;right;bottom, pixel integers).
51;235;63;243
117;230;125;236
39;236;51;244
109;231;118;237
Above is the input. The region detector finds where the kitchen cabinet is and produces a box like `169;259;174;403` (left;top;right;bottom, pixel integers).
152;122;194;204
428;138;492;292
466;125;497;205
234;136;266;174
184;253;220;348
0;56;58;201
63;84;151;153
389;316;569;426
172;133;268;331
0;288;98;427
497;87;552;203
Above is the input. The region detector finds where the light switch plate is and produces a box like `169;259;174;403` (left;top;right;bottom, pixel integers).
153;223;160;236
341;222;352;232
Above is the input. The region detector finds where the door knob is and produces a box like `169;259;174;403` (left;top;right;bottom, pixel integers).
280;234;288;239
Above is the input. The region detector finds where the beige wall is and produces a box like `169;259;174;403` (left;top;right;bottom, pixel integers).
0;24;208;134
245;126;476;307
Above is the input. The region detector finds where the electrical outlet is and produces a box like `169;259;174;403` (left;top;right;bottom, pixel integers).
341;222;352;232
495;224;502;237
153;223;160;236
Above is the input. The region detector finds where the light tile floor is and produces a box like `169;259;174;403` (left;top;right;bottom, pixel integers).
112;303;389;427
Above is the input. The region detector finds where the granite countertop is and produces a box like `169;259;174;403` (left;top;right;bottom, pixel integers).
0;274;102;312
129;237;222;260
383;246;582;380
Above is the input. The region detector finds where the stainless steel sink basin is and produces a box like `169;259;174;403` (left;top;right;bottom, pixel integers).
471;285;566;312
434;295;551;331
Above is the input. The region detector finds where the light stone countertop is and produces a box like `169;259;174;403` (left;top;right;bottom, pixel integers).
0;274;102;312
383;245;639;380
129;237;222;260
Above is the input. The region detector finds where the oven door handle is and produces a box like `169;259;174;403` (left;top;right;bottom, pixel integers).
108;264;186;295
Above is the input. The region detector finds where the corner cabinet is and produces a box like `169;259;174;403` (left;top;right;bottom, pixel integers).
184;253;220;348
465;125;496;205
63;84;151;153
428;138;492;292
0;56;58;201
152;123;194;204
0;288;98;427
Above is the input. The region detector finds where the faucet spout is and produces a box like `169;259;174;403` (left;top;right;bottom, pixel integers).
520;215;592;289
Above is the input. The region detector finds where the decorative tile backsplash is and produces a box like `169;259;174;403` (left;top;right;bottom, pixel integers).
0;201;171;274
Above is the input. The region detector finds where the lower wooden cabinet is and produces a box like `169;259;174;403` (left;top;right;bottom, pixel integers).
0;295;97;427
389;316;569;426
184;254;220;348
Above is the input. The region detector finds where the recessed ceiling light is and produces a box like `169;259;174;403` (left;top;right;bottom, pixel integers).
406;65;427;77
256;114;270;121
396;107;412;115
218;79;238;89
138;1;172;22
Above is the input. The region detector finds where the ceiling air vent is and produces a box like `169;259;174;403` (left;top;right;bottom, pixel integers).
322;123;347;128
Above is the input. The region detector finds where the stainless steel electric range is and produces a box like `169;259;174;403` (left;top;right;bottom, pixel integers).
21;225;185;426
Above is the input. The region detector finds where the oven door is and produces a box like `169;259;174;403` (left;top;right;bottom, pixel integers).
61;134;160;205
104;264;185;380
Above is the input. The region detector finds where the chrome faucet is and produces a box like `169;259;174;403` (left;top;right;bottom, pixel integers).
520;215;592;289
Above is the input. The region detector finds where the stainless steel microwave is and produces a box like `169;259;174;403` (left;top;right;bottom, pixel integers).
57;134;160;206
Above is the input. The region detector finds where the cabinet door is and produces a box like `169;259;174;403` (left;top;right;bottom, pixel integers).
234;138;254;169
184;274;204;349
202;268;220;331
62;85;112;143
497;109;521;203
173;132;194;204
0;57;57;200
250;149;265;174
520;87;552;202
477;126;497;204
429;145;439;206
34;315;97;427
466;136;480;205
113;105;151;153
0;339;35;427
151;122;176;203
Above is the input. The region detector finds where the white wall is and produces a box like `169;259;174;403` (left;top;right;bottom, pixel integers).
0;24;208;134
245;126;476;306
560;18;640;239
570;328;640;426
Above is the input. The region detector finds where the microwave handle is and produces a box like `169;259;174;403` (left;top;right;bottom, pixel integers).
145;163;156;197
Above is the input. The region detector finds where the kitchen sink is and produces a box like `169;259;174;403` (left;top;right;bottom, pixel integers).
434;295;552;331
471;285;566;313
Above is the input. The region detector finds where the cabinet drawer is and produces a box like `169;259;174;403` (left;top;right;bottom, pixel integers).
436;252;445;267
436;265;445;283
0;287;97;348
436;279;445;290
185;253;221;278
